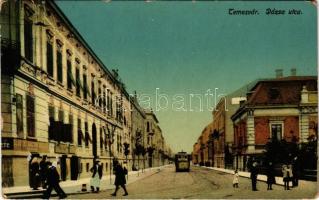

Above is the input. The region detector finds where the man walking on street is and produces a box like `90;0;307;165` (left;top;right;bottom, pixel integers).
250;161;259;191
292;156;300;187
40;156;49;189
111;160;128;196
43;161;67;199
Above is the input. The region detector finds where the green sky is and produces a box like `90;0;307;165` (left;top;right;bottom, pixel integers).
57;1;317;153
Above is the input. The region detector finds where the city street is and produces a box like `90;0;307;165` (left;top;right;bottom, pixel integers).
68;165;318;199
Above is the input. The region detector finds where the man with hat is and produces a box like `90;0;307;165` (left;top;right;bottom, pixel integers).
43;161;67;199
90;158;103;193
111;160;128;196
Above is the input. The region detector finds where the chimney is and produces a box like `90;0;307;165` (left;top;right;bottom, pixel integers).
275;69;283;78
291;68;296;76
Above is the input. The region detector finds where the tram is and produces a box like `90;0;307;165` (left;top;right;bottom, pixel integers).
175;151;191;172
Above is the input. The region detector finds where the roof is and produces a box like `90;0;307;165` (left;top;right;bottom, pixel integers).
144;109;159;123
231;76;318;120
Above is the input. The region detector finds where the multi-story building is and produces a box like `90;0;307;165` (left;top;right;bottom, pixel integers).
130;92;146;170
1;0;171;188
209;80;259;169
231;75;317;171
144;109;166;168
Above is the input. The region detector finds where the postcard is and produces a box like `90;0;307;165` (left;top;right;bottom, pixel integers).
0;0;317;199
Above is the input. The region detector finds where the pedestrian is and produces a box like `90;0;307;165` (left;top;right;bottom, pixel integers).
282;164;292;190
90;159;103;193
39;156;49;189
111;160;128;196
291;156;300;187
30;156;41;190
250;161;258;191
266;162;276;190
232;169;239;188
43;161;67;199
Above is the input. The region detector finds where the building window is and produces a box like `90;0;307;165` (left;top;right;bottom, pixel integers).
147;122;150;132
85;122;89;147
69;114;73;143
105;163;108;172
76;68;81;97
78;118;82;146
26;94;35;137
57;41;63;83
24;17;33;62
83;74;88;100
58;109;64;123
67;59;72;90
86;163;89;172
103;87;106;113
98;84;102;108
100;127;104;150
271;123;282;141
16;94;24;137
91;79;95;105
46;34;53;77
108;92;113;117
107;90;111;116
48;105;55;140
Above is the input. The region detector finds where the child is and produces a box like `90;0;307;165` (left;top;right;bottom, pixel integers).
233;170;239;188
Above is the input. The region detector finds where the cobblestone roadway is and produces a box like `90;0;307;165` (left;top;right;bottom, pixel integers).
68;165;318;199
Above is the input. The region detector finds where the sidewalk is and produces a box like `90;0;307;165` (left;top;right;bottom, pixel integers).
202;166;316;187
2;166;166;196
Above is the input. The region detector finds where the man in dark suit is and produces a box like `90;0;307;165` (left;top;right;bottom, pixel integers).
111;160;128;196
43;161;67;199
250;161;259;191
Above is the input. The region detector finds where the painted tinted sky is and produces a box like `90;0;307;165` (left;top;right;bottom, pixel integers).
57;1;317;153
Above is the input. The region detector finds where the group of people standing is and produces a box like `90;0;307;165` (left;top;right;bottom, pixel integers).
233;156;300;191
29;156;129;199
29;155;67;199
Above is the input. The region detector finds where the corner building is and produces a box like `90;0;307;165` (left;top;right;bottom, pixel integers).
1;0;132;187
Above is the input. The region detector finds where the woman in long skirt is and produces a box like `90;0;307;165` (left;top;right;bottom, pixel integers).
90;160;103;193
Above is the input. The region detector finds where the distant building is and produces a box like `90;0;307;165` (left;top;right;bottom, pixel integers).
192;81;257;168
231;76;317;171
131;92;146;170
144;109;169;167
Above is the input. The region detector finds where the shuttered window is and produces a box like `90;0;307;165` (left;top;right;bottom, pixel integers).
83;74;88;99
26;95;35;137
57;50;63;83
67;60;72;89
24;18;33;62
76;68;81;97
16;94;23;137
78;118;82;146
46;41;53;77
48;105;55;140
